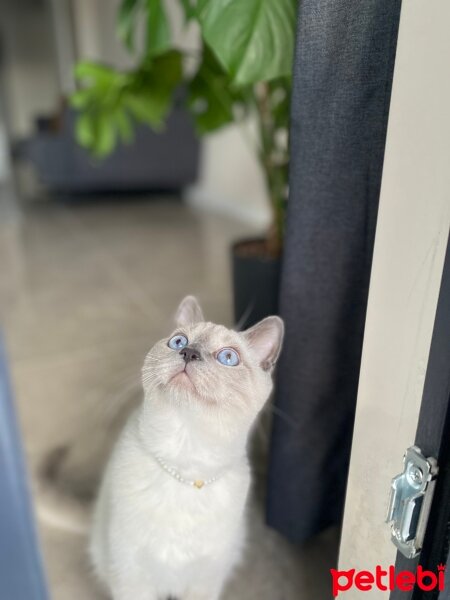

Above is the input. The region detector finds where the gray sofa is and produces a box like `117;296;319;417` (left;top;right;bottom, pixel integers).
24;107;200;193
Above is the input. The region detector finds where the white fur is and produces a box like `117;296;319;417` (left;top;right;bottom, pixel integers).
90;297;283;600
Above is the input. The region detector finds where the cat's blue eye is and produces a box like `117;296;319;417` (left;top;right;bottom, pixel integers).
216;348;240;367
168;334;188;350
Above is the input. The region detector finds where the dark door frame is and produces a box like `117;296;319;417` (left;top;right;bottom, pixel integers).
0;337;49;600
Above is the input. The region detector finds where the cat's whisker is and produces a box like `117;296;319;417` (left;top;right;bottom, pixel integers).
263;402;300;429
95;378;142;420
234;301;256;332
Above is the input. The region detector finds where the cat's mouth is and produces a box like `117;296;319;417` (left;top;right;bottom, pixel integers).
169;366;197;391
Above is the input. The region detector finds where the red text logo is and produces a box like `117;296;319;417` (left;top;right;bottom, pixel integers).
330;564;446;596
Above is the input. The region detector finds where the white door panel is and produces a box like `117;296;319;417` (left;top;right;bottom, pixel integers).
338;0;450;596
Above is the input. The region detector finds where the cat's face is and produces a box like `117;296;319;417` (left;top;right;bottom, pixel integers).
142;296;284;421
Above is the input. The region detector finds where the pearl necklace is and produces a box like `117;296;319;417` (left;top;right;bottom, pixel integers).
153;455;221;489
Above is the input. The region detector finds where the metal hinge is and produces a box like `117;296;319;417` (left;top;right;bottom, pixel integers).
386;445;439;559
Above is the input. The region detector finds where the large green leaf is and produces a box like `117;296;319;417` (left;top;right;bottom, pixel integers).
117;0;142;51
145;0;171;57
94;114;117;157
74;61;122;86
117;0;170;57
75;111;117;158
179;0;198;21
75;112;96;148
70;88;93;110
198;0;297;86
124;50;183;127
72;51;183;157
114;109;134;143
187;45;246;133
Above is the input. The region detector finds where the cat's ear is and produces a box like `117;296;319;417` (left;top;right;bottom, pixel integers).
175;296;205;327
242;316;284;371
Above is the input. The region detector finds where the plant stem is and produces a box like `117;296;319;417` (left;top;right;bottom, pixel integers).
254;82;286;257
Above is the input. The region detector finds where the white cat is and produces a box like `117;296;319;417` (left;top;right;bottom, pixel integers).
90;296;284;600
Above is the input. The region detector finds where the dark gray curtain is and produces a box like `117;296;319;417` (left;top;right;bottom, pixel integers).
266;0;402;544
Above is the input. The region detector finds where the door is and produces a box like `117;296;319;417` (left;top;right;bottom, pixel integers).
338;0;450;597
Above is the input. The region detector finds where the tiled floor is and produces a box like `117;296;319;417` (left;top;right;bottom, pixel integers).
0;190;338;599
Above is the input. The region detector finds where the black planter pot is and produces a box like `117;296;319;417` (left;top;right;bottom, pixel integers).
232;238;281;330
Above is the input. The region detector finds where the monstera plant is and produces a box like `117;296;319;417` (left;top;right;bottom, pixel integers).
72;0;297;324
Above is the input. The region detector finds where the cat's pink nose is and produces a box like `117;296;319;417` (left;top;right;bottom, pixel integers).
179;347;202;363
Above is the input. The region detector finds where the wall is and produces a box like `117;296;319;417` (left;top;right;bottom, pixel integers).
72;0;132;68
186;122;271;229
0;0;59;137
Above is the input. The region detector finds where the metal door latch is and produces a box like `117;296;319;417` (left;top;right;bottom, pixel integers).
386;445;438;559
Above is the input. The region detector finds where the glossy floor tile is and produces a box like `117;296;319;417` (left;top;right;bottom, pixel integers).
0;190;338;599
